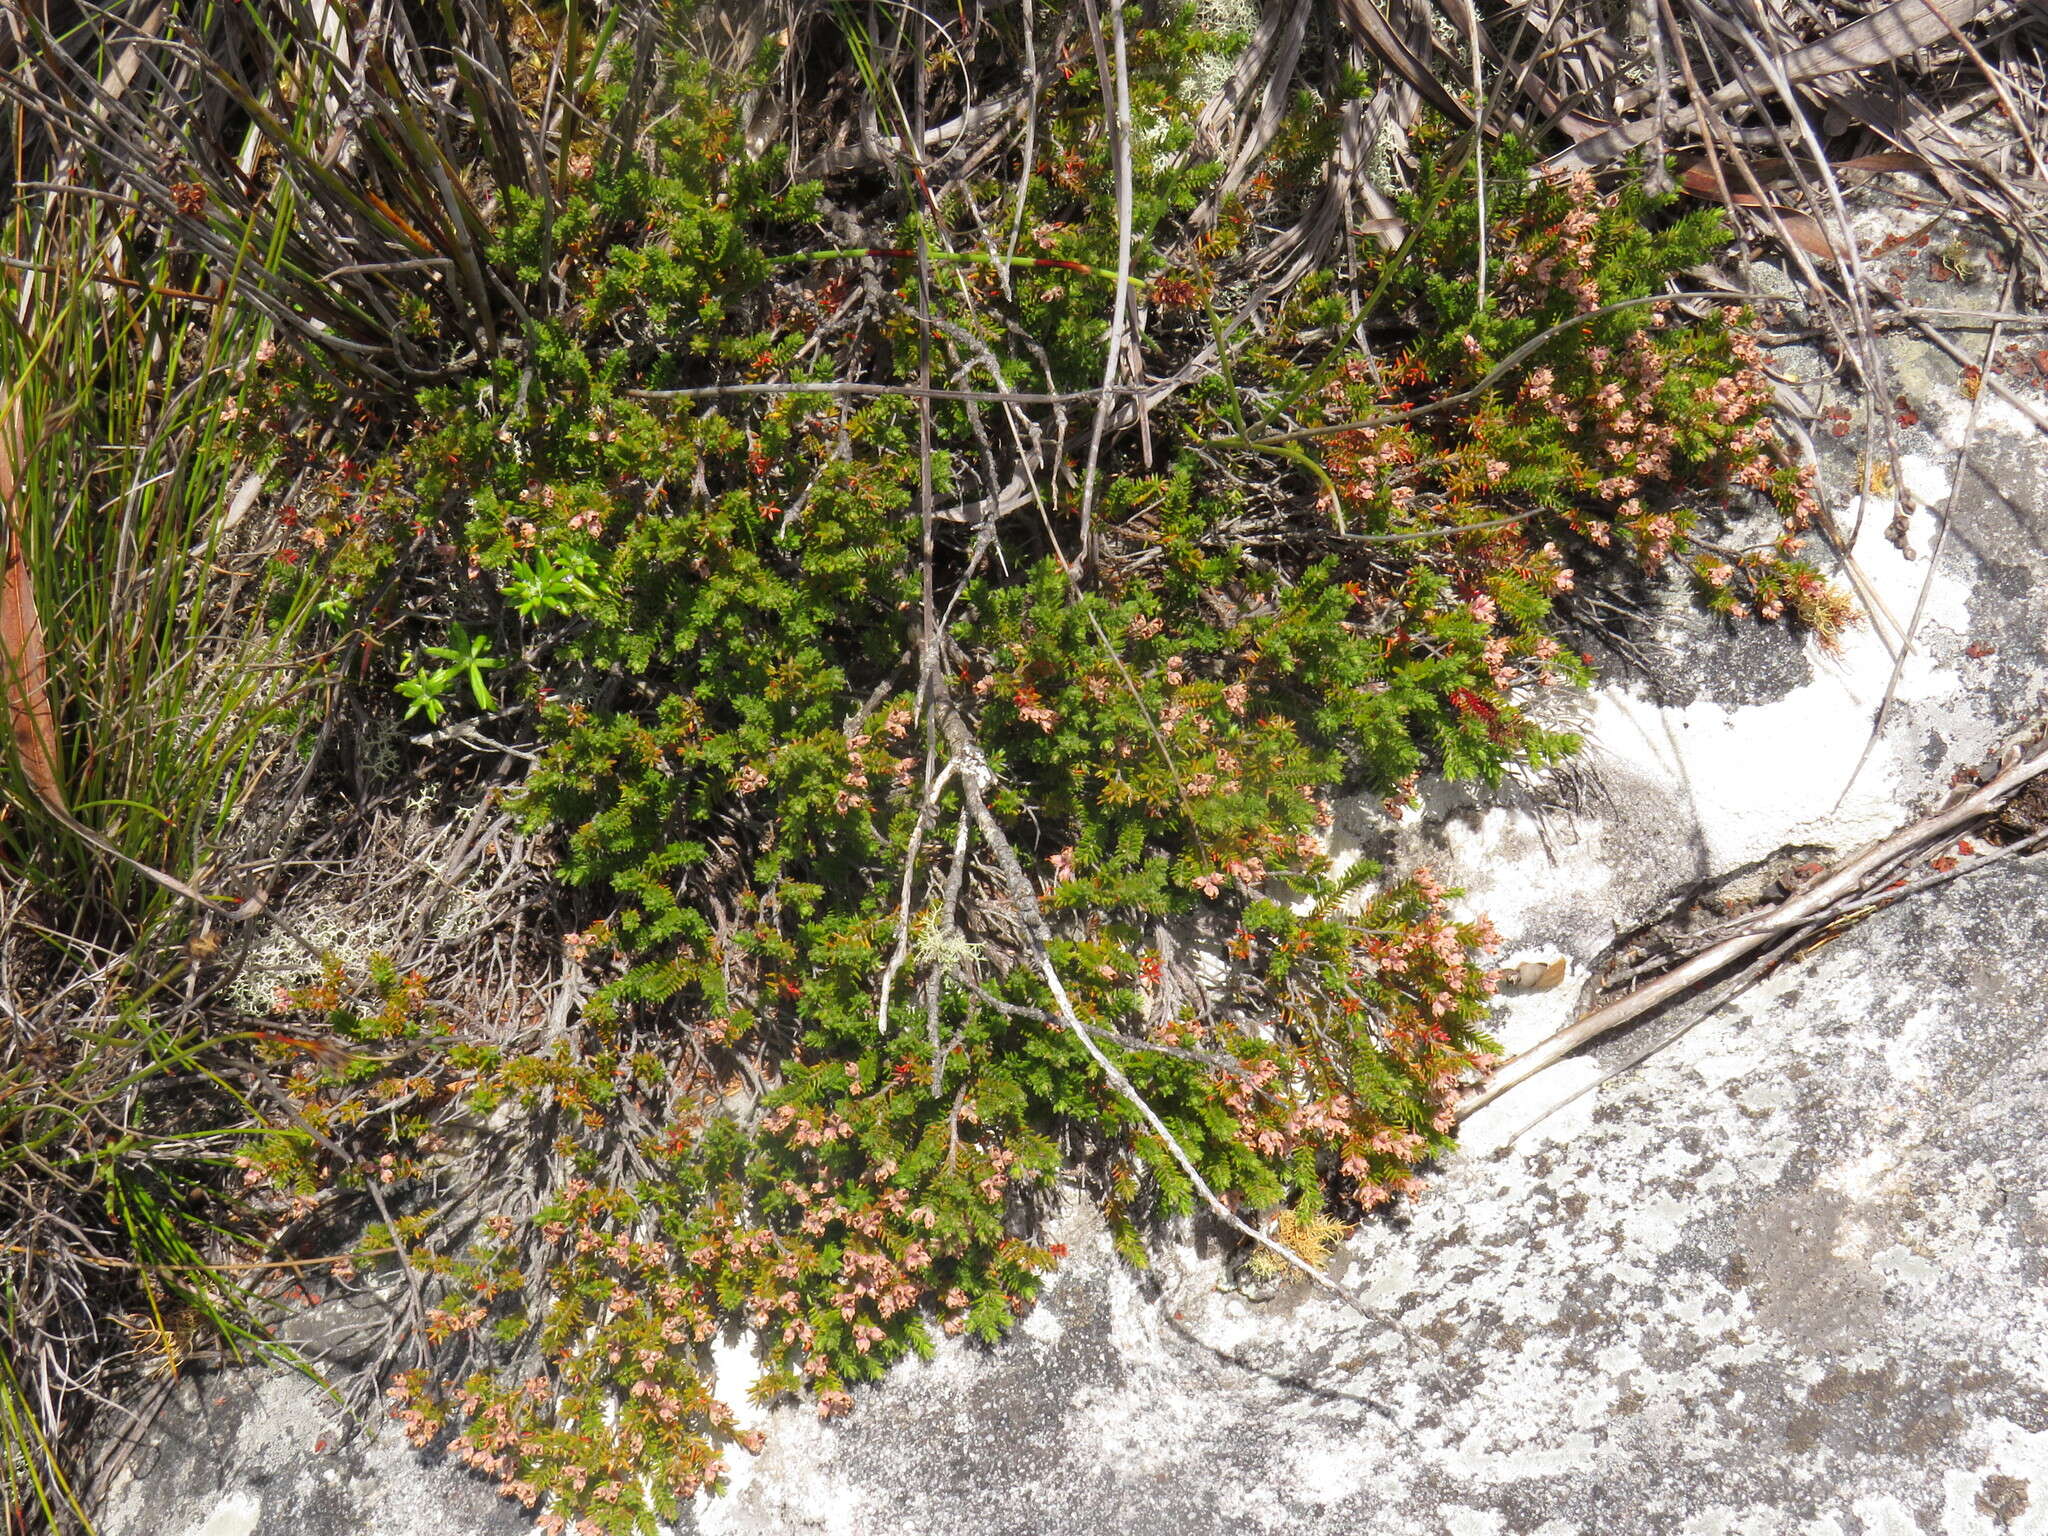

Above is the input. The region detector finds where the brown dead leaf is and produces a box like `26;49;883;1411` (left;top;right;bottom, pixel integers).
1509;957;1568;991
1677;163;1848;262
0;398;65;814
1834;151;1934;183
1680;152;1929;189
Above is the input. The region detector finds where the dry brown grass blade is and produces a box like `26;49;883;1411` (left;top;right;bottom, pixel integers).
1333;0;1476;129
1556;0;1997;169
0;399;66;815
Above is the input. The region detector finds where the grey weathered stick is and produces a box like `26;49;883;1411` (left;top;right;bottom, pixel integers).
1074;0;1134;580
1461;736;2048;1118
1550;0;1994;169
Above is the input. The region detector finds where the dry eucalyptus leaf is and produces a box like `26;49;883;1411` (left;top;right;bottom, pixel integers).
0;398;65;815
1677;163;1848;263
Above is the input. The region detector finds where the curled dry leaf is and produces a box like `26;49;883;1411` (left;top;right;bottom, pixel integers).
1677;163;1848;263
1509;956;1568;992
0;397;65;814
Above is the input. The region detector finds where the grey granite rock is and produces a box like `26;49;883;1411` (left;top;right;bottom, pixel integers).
98;856;2048;1536
697;859;2048;1536
95;1370;529;1536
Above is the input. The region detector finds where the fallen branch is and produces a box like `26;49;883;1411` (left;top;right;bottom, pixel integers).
1550;0;1997;171
1460;720;2048;1119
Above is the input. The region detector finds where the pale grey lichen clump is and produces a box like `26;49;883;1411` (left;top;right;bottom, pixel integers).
1183;0;1258;115
224;909;383;1016
222;787;499;1014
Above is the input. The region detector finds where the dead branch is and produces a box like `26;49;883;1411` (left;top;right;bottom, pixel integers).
1462;717;2048;1119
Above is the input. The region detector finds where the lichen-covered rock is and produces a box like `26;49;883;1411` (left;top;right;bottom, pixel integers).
668;187;2048;1536
697;856;2048;1535
98;861;2048;1536
95;1370;529;1536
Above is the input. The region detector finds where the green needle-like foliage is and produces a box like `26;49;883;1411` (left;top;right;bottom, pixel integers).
237;14;1846;1532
